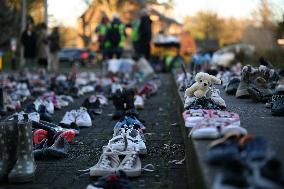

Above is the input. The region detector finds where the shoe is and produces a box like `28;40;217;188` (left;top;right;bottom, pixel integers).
206;138;240;165
253;158;284;189
134;95;144;110
88;152;120;177
124;89;138;117
33;129;48;144
182;109;210;128
95;94;108;106
126;129;147;155
112;91;125;120
236;65;257;98
45;136;69;158
82;98;102;115
271;95;284;116
59;110;77;128
212;160;251;189
247;77;273;102
113;116;146;135
33;139;48;160
107;133;126;152
275;78;284;94
118;153;142;177
208;88;226;109
76;107;92;127
8;114;36;183
0;119;18;182
43;100;54;114
225;77;240;95
86;170;131;189
38;104;53;122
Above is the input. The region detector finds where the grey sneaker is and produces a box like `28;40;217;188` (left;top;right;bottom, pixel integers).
236;65;257;98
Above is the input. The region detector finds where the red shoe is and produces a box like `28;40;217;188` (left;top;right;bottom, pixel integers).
59;130;76;142
33;129;48;144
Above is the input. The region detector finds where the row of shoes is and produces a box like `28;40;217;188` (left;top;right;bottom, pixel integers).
81;79;158;182
175;66;284;188
80;115;152;178
221;63;284;116
207;132;284;189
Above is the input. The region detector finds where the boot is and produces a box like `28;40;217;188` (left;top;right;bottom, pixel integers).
112;90;125;120
236;66;258;98
0;119;18;182
248;77;273;102
8;114;36;183
124;89;138;117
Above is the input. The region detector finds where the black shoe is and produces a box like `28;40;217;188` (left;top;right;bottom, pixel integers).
38;105;53;122
112;90;125;120
123;89;138;117
82;98;102;115
45;136;69;158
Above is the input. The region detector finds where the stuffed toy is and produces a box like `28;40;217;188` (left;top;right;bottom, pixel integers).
185;72;221;98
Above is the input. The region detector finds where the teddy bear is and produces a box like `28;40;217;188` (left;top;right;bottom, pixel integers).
185;72;222;98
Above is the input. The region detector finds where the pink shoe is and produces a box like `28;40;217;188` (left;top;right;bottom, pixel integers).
182;109;210;128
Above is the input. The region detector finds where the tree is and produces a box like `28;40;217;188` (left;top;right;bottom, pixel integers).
252;0;275;28
0;0;21;47
183;11;223;40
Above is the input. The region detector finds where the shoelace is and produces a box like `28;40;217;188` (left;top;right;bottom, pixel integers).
78;152;120;176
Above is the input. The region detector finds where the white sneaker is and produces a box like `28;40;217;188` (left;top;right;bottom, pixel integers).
209;88;226;108
43;100;55;114
57;96;69;107
33;98;44;111
126;129;147;155
88;152;120;177
28;112;40;122
81;85;95;94
117;153;141;177
134;95;144;110
76;107;92;127
106;133;126;152
60;110;76;126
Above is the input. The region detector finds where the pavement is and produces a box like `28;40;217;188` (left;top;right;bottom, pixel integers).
176;82;284;189
0;74;189;189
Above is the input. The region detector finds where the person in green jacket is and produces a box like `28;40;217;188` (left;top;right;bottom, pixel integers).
104;15;126;59
95;14;110;59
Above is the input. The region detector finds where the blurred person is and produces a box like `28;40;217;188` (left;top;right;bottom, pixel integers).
36;23;49;70
95;13;110;60
21;22;37;69
130;13;140;58
48;27;60;72
137;9;152;60
104;14;126;59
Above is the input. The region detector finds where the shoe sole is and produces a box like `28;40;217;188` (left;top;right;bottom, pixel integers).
9;174;35;183
236;89;250;98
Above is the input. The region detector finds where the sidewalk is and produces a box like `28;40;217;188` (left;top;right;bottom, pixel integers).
0;74;188;189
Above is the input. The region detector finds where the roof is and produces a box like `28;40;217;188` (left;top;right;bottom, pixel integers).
149;8;181;25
